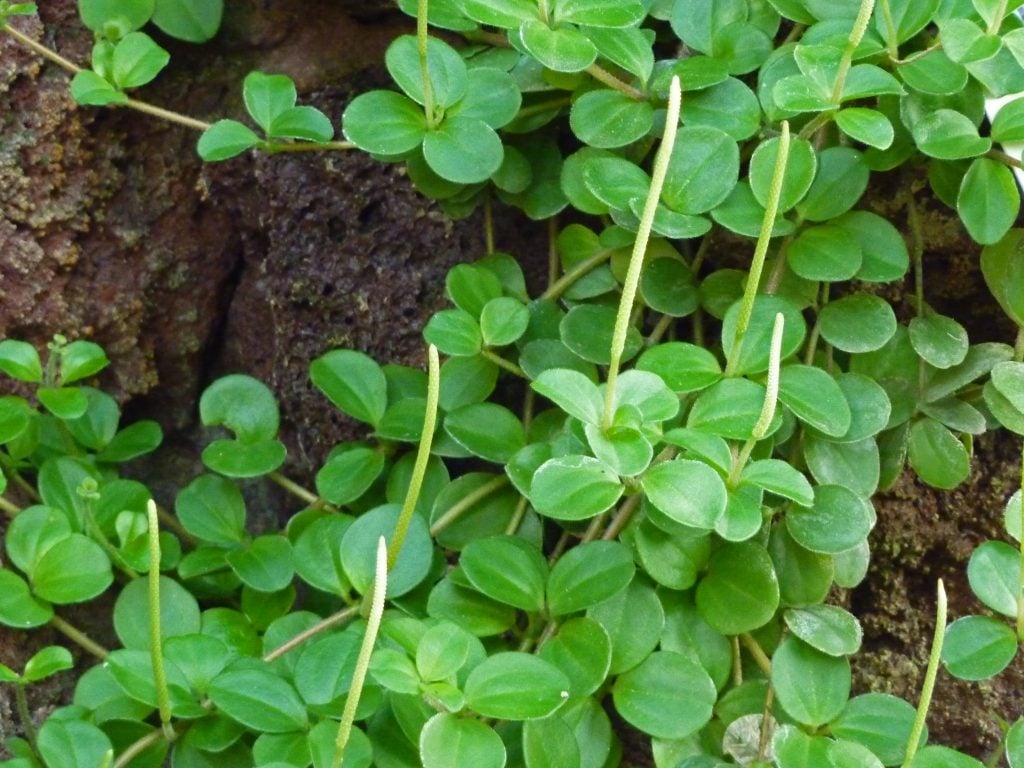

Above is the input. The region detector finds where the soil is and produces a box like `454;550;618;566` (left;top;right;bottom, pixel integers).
1;2;1023;766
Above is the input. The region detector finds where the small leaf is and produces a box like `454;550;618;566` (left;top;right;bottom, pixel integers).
696;541;779;635
772;636;851;727
570;89;654;149
530;455;623;521
423;116;504;184
113;575;201;650
546;541;635;616
386;34;468;108
981;229;1024;327
0;569;52;628
748;134;817;213
830;693;918;766
464;652;570;720
175;474;247;546
37;720;113;768
461;535;547;612
444;402;525;463
967;540;1020;617
532;368;603;425
942;615;1017;680
201;438;286;478
784;605;862;657
30;535;112;604
243;71;297;134
152;0;223;42
268;106;333;143
200;374;279;442
909;313;969;369
613;651;716;739
208;667;308;733
907;418;970;489
519;19;598;73
111;31;169;89
786;484;874;554
958;157;1020;245
643;459;728;530
197;119;260;162
70;70;128;106
0;340;42;382
835;107;894;149
310;349;388;427
421;713;506;768
342;90;427;156
818;293;897;353
225;535;294;592
778;365;852;437
741;459;814;506
912;109;991;160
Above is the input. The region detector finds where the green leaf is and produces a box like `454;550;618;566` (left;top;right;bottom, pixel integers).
588;576;664;673
532;368;603;425
522;714;581;768
70;70;127;106
242;71;296;134
546;540;635;616
613;652;716;739
386;35;468;108
444;402;525;463
342;90;427;155
1007;718;1024;768
175;474;246;545
459;0;536;27
462;535;547;612
804;435;880;497
0;569;52;628
292;515;353;596
113;575;201;650
818;293;897;353
439;355;497;412
779;365;852;437
570;89;653;149
293;629;360;705
342;504;432;597
63;387;118;449
839;210;910;282
967;540;1020;617
311;349;388;427
958;157;1020;245
797;147;870;222
60;340;109;384
748;134;817;213
446;266;504;319
981;229;1024;326
37;387;88;419
0;340;41;382
152;0;222;41
424;116;504;184
583;155;649;210
448;67;522;129
197;119;260;161
640;257;699;316
910;746;984;768
741;459;814;506
519;19;598;72
428;575;517;636
37;720;113;768
110;31;168;89
465;652;570;720
786;484;874;554
479;297;529;348
670;0;748;54
907;417;970;489
662;126;739;214
561;304;643;366
555;0;645;26
784;605;862;657
636;342;722;394
684;76;762;141
5;506;71;575
268;106;333;142
537;616;612;697
912;109;991;159
829;739;885;768
22;646;73;683
201;438;286;478
831;693;919;765
722;295;807;375
788;223;863;281
416;621;475;682
208;667;308;733
992;98;1024;142
835;107;894;149
899;48;967;96
923;342;1013;402
200;374;279;442
583;25;655;82
941;18;1001;64
530;455;623;520
688;378;775;440
225;535;294;592
78;0;154;33
420;713;506;768
642;459;728;530
909;313;969;369
696;541;779;635
30;534;112;603
772;636;851;727
942;615;1017;680
37;456;99;529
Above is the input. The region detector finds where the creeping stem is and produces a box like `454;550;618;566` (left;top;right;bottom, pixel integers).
603;75;682;427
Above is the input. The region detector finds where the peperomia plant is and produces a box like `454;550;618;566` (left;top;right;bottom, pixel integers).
4;0;1024;766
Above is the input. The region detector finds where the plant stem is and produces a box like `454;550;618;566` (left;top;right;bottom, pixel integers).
481;349;527;378
601;494;642;540
1018;444;1024;642
14;683;37;752
603;75;682;427
50;615;109;660
269;471;320;506
725;121;791;376
417;0;437;129
740;633;773;676
484;193;495;254
831;0;876;104
504;494;529;536
3;22;81;73
122;97;211;131
987;0;1009;34
541;247;614;301
901;579;947;768
265;140;356;153
0;495;22;517
146;501;174;739
262;605;360;663
586;63;646;100
334;537;387;768
429;475;509;536
113;728;176;768
989;148;1023;169
547;216;560;291
908;196;927;394
390;345;439;569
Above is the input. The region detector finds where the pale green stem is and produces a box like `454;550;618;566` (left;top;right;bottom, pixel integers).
481;349;527;379
541;248;614;301
1018;446;1024;642
146;500;174;739
389;345;439;570
3;22;81;72
334;537;388;768
429;475;509;536
901;579;947;768
603;75;682;428
877;0;900;59
740;633;773;676
729;313;785;486
725;122;791;377
14;683;37;752
262;605;360;663
586;63;646;100
0;494;22;517
50;615;109;660
417;0;436;129
264;141;356;153
122;97;211;131
987;0;1009;34
831;0;876;104
269;471;321;506
113;729;175;768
